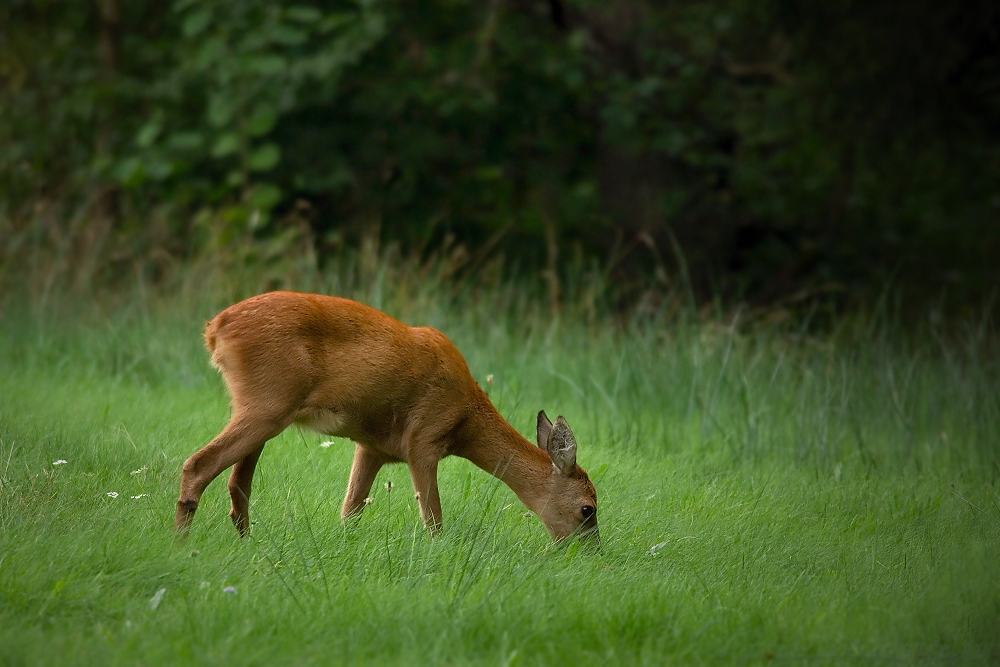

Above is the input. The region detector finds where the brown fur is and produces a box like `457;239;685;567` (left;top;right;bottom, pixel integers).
175;291;599;543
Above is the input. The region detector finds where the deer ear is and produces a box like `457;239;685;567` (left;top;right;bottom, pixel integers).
536;410;553;450
546;416;577;476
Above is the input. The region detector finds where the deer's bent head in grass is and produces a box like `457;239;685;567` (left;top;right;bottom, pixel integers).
175;291;599;544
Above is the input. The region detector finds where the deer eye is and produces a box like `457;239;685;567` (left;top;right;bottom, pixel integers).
581;505;595;520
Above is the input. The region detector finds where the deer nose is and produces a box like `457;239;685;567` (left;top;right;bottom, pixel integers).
581;525;600;549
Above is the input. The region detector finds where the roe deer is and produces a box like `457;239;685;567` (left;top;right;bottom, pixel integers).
175;291;599;543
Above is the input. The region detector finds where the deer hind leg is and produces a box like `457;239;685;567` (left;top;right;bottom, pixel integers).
341;443;391;521
175;411;290;535
227;444;264;537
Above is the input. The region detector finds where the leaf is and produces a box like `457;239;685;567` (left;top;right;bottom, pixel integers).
248;183;282;210
211;133;241;158
182;8;212;38
475;166;504;181
207;95;236;128
247;143;280;172
114;157;146;188
168;131;204;151
246;105;278;137
226;170;245;187
319;13;354;33
286;6;322;23
251;55;287;76
146;156;174;181
269;25;308;46
135;121;162;148
194;36;226;69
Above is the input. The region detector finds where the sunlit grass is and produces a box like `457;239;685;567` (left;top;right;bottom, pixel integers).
1;279;998;665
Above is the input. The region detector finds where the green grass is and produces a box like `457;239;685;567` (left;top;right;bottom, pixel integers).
1;280;998;665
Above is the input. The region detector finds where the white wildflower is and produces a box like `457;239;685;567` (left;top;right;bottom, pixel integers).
131;494;148;500
107;492;119;498
130;466;148;475
319;441;334;448
52;460;67;466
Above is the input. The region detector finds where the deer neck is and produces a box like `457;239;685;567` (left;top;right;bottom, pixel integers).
456;393;554;515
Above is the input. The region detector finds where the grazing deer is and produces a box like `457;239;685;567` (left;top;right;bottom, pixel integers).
175;291;599;543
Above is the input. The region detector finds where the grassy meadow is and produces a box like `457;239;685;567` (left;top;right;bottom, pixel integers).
1;270;998;665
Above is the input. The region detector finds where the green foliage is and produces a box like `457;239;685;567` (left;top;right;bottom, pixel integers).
1;0;999;308
0;0;108;207
118;0;384;227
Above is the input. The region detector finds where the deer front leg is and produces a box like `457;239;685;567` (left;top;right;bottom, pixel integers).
341;443;390;521
408;457;442;534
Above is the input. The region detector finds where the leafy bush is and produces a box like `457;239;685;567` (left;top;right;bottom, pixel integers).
2;0;998;310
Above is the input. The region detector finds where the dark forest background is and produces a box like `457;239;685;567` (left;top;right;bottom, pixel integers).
2;0;998;318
